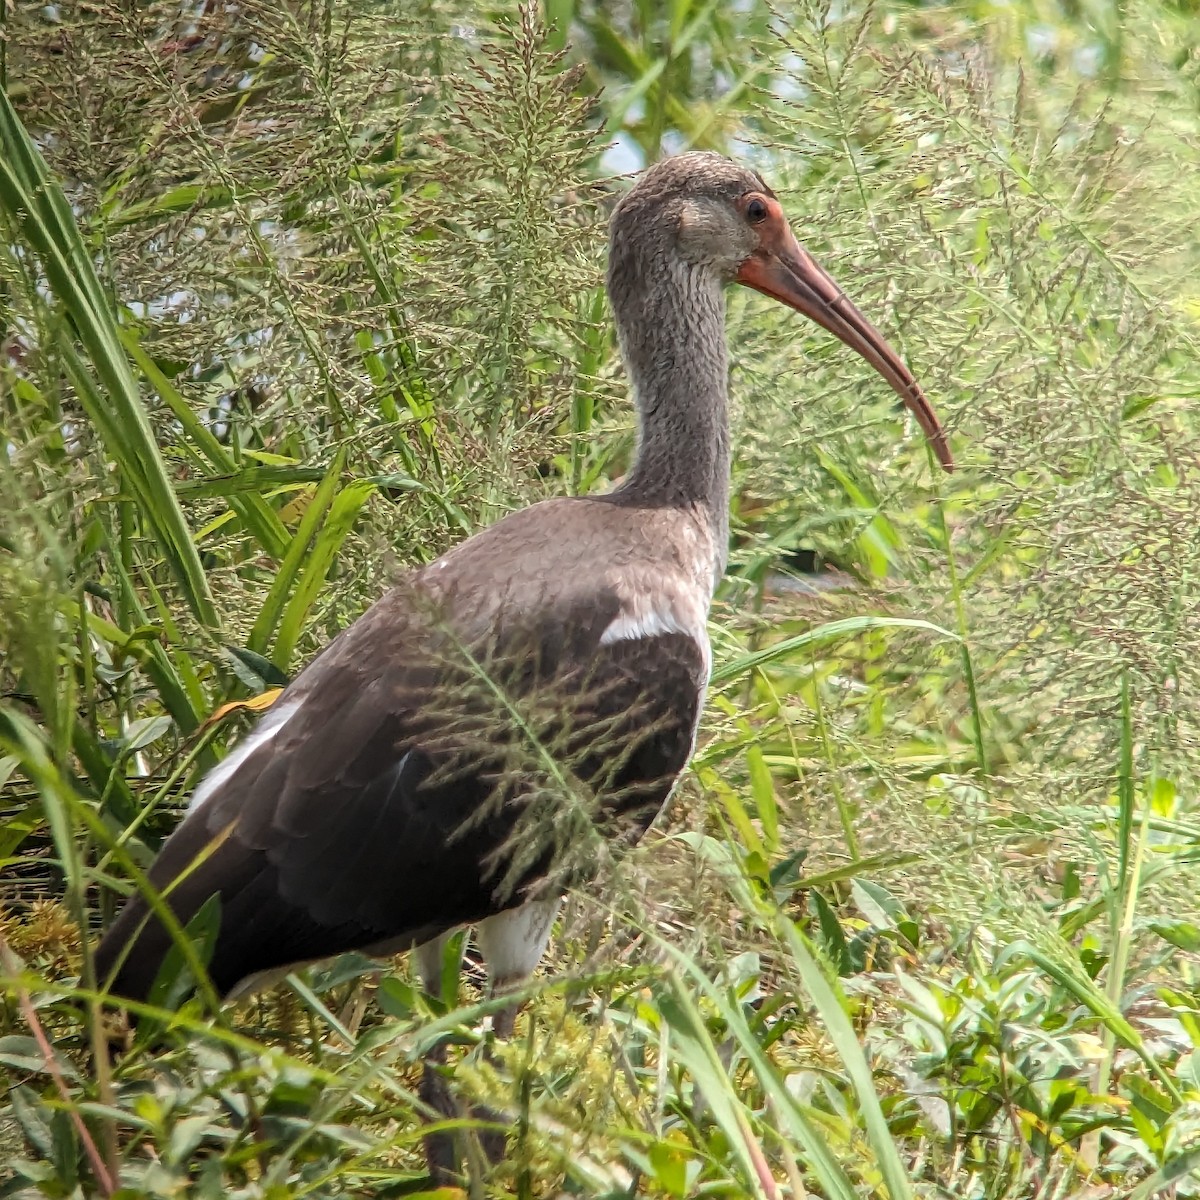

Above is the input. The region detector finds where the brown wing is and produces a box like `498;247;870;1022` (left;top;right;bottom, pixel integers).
95;576;706;1003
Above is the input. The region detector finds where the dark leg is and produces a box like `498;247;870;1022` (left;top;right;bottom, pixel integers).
419;1038;461;1184
414;934;464;1185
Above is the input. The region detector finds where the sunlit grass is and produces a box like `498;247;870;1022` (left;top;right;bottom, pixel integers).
2;0;1200;1196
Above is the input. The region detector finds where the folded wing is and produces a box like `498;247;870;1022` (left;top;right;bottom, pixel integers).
95;569;707;1002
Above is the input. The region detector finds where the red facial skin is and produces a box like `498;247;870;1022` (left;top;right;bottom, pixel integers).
734;193;953;472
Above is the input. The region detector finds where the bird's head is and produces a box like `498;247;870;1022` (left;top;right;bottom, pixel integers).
610;152;953;472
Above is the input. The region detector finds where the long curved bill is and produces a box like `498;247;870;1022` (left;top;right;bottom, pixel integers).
736;226;953;472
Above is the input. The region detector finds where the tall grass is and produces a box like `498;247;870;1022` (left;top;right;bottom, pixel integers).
2;0;1200;1195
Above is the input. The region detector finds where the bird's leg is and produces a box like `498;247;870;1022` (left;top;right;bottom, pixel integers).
472;898;562;1165
414;932;464;1185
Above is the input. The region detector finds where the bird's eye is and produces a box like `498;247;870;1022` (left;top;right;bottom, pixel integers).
745;197;768;224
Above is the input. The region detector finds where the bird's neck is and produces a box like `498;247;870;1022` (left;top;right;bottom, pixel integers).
608;260;732;569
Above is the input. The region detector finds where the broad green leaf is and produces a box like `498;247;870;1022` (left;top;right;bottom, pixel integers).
121;714;174;754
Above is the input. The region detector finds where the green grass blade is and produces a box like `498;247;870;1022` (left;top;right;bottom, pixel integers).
247;450;351;665
1116;671;1134;894
712;616;958;685
1127;1146;1200;1199
775;922;916;1200
662;954;863;1200
0;90;218;628
656;976;775;1200
273;480;375;669
121;331;290;560
1097;674;1155;1108
1006;939;1183;1105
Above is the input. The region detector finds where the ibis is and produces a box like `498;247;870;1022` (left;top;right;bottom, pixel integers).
95;150;952;1173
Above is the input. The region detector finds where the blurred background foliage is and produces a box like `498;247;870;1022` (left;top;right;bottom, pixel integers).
2;0;1200;1195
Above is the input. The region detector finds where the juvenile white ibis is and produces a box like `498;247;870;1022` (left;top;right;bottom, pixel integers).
95;151;951;1172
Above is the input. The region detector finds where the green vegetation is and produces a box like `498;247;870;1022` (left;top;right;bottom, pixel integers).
3;0;1200;1195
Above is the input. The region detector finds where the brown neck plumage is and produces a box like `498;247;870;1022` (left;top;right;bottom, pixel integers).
604;224;732;569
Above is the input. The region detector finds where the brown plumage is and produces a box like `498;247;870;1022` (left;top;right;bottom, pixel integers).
97;505;709;1000
95;151;951;1178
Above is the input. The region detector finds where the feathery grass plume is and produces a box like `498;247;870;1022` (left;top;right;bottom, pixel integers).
720;2;1200;924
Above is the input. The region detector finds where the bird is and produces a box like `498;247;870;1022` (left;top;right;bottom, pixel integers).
94;151;952;1176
